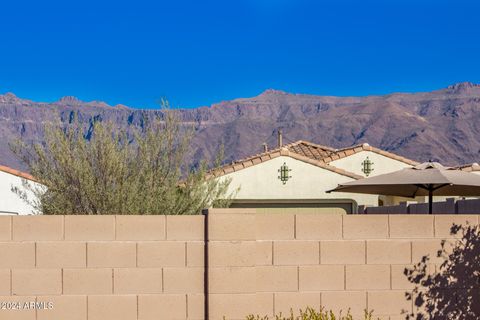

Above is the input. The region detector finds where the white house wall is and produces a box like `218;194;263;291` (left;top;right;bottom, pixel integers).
219;156;379;206
0;171;38;215
329;150;413;178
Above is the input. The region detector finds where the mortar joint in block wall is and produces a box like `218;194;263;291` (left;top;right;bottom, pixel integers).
1;212;477;320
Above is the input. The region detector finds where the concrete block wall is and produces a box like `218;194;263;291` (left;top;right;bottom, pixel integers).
0;215;205;320
0;212;477;320
207;210;479;320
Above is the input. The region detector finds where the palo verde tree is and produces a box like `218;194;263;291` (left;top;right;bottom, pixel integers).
11;103;236;215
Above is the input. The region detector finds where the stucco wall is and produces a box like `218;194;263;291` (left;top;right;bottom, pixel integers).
330;151;426;206
329;150;413;178
220;156;379;207
0;211;475;320
0;171;40;215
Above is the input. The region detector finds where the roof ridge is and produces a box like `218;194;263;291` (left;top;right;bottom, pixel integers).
326;143;419;166
455;163;480;171
333;143;369;152
227;140;306;166
294;140;337;151
228;146;284;165
212;145;362;180
212;139;419;178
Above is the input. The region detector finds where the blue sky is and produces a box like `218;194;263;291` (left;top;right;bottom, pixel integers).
1;0;479;109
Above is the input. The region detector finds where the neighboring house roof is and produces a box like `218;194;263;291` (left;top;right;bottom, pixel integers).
456;163;480;172
0;165;37;182
211;140;419;180
212;141;360;180
286;141;419;166
322;143;420;166
285;140;336;161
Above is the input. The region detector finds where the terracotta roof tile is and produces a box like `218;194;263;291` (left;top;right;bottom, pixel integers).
456;163;480;172
242;161;253;169
223;166;234;174
210;140;418;179
211;141;361;179
279;148;289;156
330;144;419;166
286;141;334;160
260;155;271;161
378;150;389;156
345;149;355;156
0;165;37;182
233;163;244;171
252;158;261;165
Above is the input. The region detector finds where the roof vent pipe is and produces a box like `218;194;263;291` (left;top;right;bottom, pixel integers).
277;129;283;148
262;143;268;153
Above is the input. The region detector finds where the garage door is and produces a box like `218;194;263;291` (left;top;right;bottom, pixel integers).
228;199;356;214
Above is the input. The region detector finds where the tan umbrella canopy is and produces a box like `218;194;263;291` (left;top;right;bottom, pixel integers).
327;162;480;214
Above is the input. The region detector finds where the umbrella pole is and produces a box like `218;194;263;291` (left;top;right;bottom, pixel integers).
428;188;433;215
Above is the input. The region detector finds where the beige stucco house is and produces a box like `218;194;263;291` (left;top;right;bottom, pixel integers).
215;140;419;214
0;165;40;215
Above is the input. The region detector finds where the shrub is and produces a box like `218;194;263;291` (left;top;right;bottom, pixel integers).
11;102;236;215
240;307;378;320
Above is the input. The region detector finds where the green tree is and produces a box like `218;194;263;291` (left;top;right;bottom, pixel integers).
11;104;236;215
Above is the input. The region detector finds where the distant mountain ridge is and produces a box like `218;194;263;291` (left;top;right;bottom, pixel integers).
1;82;480;171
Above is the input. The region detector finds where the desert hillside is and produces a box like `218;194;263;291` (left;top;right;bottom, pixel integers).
1;82;480;170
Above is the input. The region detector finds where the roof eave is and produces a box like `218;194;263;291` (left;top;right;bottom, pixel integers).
0;165;38;182
331;143;420;166
213;147;362;180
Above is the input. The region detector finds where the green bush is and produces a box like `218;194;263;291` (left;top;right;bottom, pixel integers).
11;103;236;215
241;307;378;320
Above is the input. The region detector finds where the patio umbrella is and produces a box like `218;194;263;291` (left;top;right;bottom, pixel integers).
327;162;480;214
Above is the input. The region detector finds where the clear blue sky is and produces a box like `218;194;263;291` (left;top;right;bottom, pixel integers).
1;0;479;109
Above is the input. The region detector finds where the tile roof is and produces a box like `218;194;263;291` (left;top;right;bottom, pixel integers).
0;165;37;182
322;143;420;166
455;163;480;172
211;140;419;179
211;141;362;179
285;140;336;161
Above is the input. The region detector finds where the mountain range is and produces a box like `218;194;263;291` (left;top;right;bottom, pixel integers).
1;82;480;171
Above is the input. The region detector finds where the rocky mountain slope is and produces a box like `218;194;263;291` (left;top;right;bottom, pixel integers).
1;82;480;171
